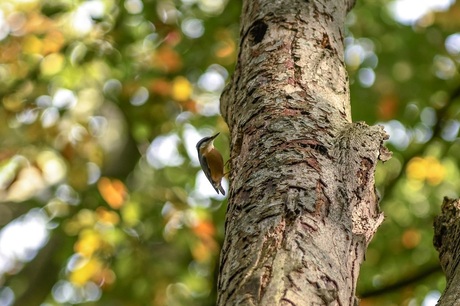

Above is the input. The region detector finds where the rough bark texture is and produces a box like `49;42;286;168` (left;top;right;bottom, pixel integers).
433;197;460;306
218;0;391;305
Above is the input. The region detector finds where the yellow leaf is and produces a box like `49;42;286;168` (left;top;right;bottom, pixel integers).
172;76;192;102
40;53;65;76
23;35;43;55
69;258;102;286
425;157;445;185
406;157;426;181
406;156;445;185
121;201;140;227
74;230;102;257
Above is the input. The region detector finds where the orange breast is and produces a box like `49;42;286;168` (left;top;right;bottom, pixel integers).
207;148;224;182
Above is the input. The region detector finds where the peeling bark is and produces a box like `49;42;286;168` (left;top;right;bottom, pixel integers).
433;198;460;306
217;0;391;305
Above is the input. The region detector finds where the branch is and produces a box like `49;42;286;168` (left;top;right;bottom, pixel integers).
358;264;441;298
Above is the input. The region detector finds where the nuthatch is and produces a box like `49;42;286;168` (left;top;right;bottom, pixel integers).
196;133;225;195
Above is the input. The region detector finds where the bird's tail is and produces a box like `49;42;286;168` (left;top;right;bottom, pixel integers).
218;184;225;195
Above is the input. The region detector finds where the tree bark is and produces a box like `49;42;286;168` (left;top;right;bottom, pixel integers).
433;197;460;306
218;0;391;305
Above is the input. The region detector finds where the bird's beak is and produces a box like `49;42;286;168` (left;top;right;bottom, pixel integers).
211;132;220;140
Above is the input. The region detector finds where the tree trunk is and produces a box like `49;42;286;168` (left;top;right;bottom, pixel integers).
218;0;391;305
433;197;460;306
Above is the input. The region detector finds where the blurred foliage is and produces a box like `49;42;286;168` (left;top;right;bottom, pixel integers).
0;0;459;305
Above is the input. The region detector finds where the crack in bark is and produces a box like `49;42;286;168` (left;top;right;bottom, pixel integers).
280;297;296;306
259;265;272;300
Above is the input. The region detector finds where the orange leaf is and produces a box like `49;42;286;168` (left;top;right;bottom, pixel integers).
96;207;120;225
377;95;398;120
192;220;215;239
401;229;421;249
151;46;182;73
97;177;127;209
150;78;172;96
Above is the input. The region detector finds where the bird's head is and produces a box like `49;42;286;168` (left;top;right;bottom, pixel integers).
196;133;220;153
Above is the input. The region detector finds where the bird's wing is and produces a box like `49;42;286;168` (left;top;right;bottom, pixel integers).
200;155;219;193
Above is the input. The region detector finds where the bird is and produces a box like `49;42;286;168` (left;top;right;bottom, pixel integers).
196;133;225;195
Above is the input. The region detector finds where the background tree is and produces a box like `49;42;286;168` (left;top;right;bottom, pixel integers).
433;197;460;306
0;0;459;305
